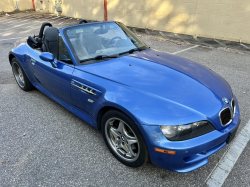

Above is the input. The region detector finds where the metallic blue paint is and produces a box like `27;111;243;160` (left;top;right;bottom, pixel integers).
9;23;240;173
39;52;54;62
137;97;240;172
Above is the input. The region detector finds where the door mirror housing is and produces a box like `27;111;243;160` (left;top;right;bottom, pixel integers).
39;52;54;62
39;52;57;68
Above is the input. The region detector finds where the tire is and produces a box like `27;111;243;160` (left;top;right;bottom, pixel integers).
11;58;33;91
101;110;149;167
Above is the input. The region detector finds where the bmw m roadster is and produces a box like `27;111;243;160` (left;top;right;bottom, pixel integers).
9;20;240;172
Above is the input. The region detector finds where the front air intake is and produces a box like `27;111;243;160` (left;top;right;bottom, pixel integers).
220;107;232;126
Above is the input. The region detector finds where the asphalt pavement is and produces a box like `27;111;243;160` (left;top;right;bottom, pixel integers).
0;12;249;187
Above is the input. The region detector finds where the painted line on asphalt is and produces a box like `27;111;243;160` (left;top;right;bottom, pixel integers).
51;16;60;19
0;17;17;23
214;39;227;47
240;43;250;50
0;37;23;41
0;18;73;33
172;45;199;54
0;17;32;23
206;120;250;187
0;20;73;34
0;15;33;20
1;16;44;24
5;19;30;24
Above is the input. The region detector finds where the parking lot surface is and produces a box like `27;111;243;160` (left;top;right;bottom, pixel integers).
0;12;249;187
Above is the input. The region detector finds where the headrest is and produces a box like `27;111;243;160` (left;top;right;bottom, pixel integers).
43;27;58;41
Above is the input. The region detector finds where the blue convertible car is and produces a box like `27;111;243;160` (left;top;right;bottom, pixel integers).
9;20;240;172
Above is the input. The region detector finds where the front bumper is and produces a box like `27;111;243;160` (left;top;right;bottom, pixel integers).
138;106;240;173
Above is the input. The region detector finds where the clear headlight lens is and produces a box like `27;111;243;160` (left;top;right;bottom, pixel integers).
160;121;215;141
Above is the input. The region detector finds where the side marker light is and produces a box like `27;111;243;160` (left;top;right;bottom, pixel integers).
154;148;176;155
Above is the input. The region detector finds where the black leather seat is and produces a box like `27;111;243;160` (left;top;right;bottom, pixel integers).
41;27;58;58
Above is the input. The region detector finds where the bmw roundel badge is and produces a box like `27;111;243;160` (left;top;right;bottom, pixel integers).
222;97;229;104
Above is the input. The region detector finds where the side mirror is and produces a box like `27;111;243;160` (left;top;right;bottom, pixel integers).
39;52;54;62
39;52;57;68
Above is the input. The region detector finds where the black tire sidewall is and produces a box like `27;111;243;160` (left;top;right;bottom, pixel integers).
101;110;149;167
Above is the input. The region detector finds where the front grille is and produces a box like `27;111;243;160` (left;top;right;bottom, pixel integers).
231;98;236;118
220;107;232;126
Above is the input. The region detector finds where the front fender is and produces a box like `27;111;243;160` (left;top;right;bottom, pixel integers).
99;85;207;126
74;67;206;126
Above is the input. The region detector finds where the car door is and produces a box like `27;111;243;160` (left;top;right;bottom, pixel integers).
27;35;74;104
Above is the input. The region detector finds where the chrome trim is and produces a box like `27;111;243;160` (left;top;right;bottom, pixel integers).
231;98;236;118
71;82;96;95
219;107;232;126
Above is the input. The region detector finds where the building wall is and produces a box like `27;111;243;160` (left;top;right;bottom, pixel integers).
0;0;33;12
3;0;250;44
16;0;33;11
34;0;104;21
107;0;250;44
0;0;16;12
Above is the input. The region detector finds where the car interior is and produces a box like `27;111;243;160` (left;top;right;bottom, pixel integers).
27;19;144;63
27;21;76;64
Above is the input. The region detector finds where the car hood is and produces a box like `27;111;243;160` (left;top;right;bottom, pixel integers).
76;49;233;128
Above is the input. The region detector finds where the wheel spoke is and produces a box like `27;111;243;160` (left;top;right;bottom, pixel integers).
127;139;138;145
117;148;126;155
123;127;136;140
117;121;124;134
110;127;120;138
123;143;130;153
18;67;21;75
126;142;136;157
119;142;132;157
108;120;114;126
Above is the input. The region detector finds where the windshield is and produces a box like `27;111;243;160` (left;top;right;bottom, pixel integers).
64;22;148;63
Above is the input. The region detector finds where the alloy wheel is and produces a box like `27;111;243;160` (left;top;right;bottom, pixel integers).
13;62;25;88
105;117;140;162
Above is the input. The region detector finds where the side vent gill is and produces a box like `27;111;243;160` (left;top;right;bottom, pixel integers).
71;79;102;98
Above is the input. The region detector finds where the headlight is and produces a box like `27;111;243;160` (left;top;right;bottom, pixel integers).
160;121;215;141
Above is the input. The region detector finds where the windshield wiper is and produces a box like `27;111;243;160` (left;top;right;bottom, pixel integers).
94;55;118;60
119;48;141;56
80;55;118;63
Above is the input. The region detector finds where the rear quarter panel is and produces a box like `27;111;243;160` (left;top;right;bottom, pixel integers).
9;38;38;83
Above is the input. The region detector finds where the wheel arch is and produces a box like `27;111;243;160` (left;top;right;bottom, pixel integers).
9;53;16;65
96;104;140;131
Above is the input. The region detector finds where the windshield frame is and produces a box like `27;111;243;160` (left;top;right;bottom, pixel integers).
62;21;149;65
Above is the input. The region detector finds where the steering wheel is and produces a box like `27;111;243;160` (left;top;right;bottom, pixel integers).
105;37;122;48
